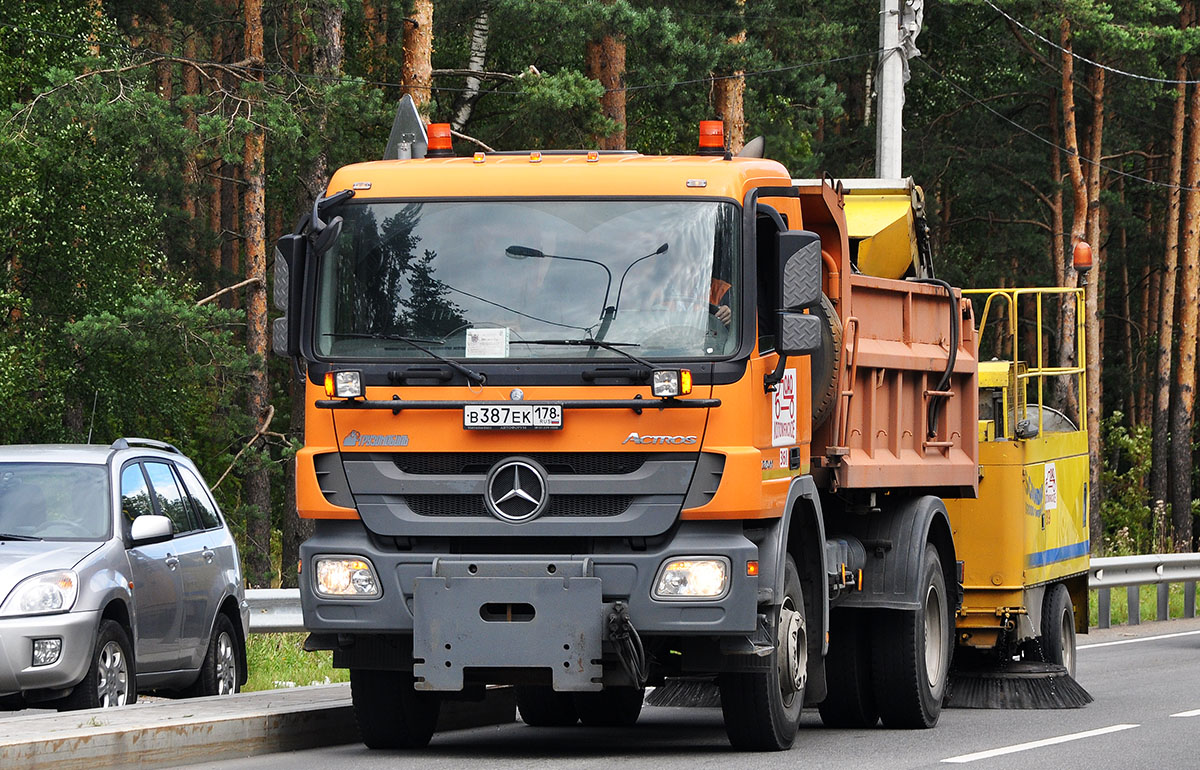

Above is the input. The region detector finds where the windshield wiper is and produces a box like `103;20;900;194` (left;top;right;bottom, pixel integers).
516;338;655;371
326;332;486;385
0;532;42;541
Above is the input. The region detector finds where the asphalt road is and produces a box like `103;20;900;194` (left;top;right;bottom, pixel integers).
170;617;1200;770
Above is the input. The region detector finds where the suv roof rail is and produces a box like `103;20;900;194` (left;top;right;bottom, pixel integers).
110;437;182;455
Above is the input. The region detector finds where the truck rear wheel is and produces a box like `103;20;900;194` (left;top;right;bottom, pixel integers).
1041;583;1077;677
817;609;878;727
872;545;950;728
515;686;579;726
718;555;806;751
350;669;441;749
573;687;645;726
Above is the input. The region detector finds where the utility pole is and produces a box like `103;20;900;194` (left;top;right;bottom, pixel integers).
875;0;923;179
876;0;903;178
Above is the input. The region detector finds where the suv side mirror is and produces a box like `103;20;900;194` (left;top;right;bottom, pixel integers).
130;514;173;545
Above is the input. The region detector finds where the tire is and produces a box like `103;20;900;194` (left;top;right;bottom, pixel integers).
515;686;579;727
818;609;879;728
350;668;441;749
871;545;951;729
59;619;136;711
810;292;842;430
573;687;645;727
719;555;806;751
1041;583;1077;677
186;614;242;697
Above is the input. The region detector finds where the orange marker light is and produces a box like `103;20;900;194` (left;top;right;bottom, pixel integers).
746;560;759;577
680;369;693;395
323;372;336;397
529;151;543;163
587;150;600;162
1072;240;1093;274
473;152;486;164
698;120;725;155
426;123;454;157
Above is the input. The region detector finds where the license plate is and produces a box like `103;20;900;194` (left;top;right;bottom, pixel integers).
463;403;563;430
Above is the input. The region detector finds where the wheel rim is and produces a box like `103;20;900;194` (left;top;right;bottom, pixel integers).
97;640;129;707
923;583;946;688
777;597;807;704
215;631;237;695
1059;607;1075;675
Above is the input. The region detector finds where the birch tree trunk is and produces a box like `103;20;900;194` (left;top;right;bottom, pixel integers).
1152;53;1188;518
452;5;490;133
1057;20;1084;423
402;0;433;110
242;0;272;587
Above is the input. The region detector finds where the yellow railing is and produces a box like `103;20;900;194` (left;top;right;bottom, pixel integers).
962;287;1087;438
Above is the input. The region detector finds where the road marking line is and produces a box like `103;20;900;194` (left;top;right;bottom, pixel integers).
1170;709;1200;718
1079;628;1200;649
941;724;1139;764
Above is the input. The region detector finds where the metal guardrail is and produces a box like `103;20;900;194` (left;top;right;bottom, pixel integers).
1090;554;1200;629
245;553;1200;634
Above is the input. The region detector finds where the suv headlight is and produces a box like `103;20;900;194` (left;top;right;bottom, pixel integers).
0;570;79;617
314;557;379;597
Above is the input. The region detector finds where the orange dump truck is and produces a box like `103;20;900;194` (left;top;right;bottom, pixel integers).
273;122;1090;751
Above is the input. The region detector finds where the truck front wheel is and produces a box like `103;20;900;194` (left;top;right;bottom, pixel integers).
872;545;951;728
350;668;441;749
718;555;806;751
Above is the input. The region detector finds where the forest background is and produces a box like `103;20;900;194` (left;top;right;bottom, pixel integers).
1;0;1198;587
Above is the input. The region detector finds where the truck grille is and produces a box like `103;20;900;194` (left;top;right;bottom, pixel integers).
405;495;635;518
393;453;647;476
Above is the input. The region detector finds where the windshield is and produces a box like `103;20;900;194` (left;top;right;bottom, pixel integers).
0;463;111;541
314;200;740;361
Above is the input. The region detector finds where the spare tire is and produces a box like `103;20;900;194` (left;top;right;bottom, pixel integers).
810;292;842;430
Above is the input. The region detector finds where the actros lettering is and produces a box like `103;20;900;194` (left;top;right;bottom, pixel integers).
622;432;698;445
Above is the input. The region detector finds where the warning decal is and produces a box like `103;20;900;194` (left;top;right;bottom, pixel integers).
772;368;797;447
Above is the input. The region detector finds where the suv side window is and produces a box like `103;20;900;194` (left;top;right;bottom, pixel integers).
144;462;196;536
120;464;154;528
177;466;222;530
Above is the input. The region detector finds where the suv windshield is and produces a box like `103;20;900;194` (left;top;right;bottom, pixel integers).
0;463;110;541
314;199;740;361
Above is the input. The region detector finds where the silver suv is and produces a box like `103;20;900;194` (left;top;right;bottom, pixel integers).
0;439;248;710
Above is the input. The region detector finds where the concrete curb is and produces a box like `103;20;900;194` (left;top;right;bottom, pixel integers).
0;684;515;769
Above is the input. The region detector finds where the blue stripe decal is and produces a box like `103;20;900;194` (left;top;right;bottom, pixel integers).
1026;540;1090;568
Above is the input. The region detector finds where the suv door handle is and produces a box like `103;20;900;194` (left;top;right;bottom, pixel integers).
202;548;215;563
165;555;180;569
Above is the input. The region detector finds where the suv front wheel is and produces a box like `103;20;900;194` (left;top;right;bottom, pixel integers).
59;619;136;710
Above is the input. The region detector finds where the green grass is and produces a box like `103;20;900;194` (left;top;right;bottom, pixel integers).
244;633;349;692
1088;583;1193;627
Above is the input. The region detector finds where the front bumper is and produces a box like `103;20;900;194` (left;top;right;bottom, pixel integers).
299;519;759;644
0;610;97;696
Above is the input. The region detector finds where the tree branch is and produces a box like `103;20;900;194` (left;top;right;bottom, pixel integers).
196;277;261;306
211;404;275;490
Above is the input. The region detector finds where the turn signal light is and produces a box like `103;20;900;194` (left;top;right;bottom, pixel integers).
324;370;363;399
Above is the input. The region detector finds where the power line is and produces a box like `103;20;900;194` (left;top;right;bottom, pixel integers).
917;58;1196;192
983;0;1197;86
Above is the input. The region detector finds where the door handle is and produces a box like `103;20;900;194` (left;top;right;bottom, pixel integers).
165;555;180;569
202;548;215;563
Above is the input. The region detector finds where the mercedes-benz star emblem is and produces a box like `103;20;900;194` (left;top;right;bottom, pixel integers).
509;388;524;401
485;458;548;522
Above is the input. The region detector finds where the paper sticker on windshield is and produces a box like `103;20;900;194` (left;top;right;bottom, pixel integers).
772;368;797;447
466;327;509;358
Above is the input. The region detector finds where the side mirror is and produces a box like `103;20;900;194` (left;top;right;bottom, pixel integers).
273;233;308;358
778;230;822;310
777;312;822;356
130;514;173;545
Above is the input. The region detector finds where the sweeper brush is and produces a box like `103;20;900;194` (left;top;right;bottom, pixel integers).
646;678;722;708
945;661;1092;709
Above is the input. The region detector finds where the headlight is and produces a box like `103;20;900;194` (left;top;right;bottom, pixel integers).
651;369;692;398
0;570;79;617
314;557;379;597
653;558;729;599
324;370;363;399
